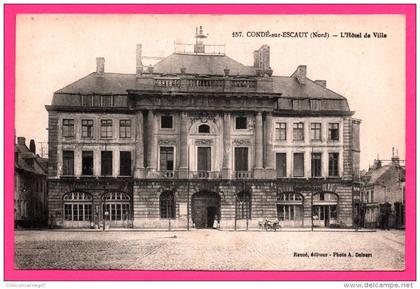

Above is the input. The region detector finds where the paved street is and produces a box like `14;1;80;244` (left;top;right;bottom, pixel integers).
14;230;404;271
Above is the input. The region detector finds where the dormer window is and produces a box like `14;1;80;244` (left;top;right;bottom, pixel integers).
236;116;247;130
198;124;210;133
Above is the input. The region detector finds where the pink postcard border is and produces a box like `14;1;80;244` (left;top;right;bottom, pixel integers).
3;4;416;281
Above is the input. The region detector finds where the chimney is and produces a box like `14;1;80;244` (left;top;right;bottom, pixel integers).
253;45;270;72
136;44;143;76
96;57;105;76
291;65;307;85
17;137;25;146
29;139;36;154
315;80;327;88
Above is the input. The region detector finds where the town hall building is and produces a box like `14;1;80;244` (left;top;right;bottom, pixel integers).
46;27;361;229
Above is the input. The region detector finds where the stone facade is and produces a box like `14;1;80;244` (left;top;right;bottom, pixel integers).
46;29;360;230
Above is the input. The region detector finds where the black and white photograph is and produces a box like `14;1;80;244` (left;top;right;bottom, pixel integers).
13;14;406;271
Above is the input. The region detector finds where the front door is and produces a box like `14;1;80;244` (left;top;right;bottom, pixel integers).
192;191;220;229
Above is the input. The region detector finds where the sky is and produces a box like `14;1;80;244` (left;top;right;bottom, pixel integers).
15;14;405;170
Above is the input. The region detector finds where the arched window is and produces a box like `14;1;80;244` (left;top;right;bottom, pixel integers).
160;191;175;219
63;192;93;222
277;192;304;224
236;191;251;219
102;192;131;221
198;124;210;133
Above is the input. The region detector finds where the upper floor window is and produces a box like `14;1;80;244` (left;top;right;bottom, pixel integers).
120;151;132;176
311;153;322;177
160;146;174;171
311;123;322;141
235;116;247;129
100;120;113;138
198;124;210;133
81;119;94;138
62;150;74;176
101;151;113;176
119;120;131;138
293;153;304;177
275;123;287;141
161;115;173;129
293;122;304;141
82;151;94;176
328;123;339;141
328;153;339;177
101;95;113;107
62;119;74;137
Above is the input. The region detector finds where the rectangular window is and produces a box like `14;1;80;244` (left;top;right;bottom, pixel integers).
62;119;74;137
293;153;304;177
235;147;249;171
311;153;322;177
81;119;94;138
100;119;113;138
328;123;339;141
101;151;113;176
293;122;304;141
82;151;94;176
197;147;211;171
119;120;131;138
276;153;287;178
235;116;247;129
62;151;74;175
101;95;113;107
161;115;173;129
275;122;287;141
120;151;132;176
311;123;322;141
328;153;339;177
160;147;174;171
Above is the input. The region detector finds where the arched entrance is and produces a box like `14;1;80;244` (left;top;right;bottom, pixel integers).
191;191;221;229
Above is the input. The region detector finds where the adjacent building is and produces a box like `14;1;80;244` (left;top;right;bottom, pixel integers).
46;27;361;229
358;151;405;229
15;137;48;227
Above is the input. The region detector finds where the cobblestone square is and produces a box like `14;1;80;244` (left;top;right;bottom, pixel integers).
14;230;404;271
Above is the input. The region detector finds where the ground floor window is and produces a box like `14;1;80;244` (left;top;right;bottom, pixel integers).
63;192;93;221
102;192;131;221
64;203;92;221
277;193;304;226
277;205;304;221
312;205;338;227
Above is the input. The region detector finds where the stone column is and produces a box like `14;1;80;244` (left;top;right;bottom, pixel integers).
253;111;264;179
146;110;156;173
134;111;145;178
254;112;263;169
222;112;232;179
178;112;189;178
264;112;275;178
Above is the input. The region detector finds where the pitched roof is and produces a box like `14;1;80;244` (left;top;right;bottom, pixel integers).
272;76;346;100
15;143;48;175
55;73;136;95
152;53;256;76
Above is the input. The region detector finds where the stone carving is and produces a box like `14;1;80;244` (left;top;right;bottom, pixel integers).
158;139;176;145
189;111;218;124
195;139;212;145
233;139;251;146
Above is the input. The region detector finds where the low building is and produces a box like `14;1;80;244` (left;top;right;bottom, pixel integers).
15;137;48;228
358;152;405;229
46;27;361;230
